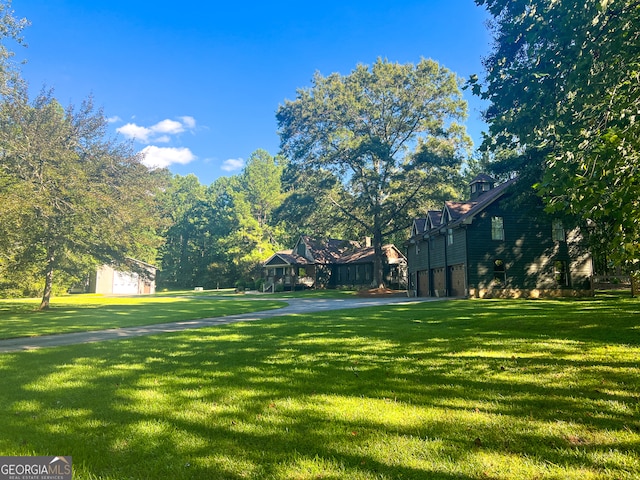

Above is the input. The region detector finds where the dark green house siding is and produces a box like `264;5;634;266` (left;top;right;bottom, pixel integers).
406;177;593;298
466;200;579;292
330;263;373;288
430;235;446;268
448;227;467;266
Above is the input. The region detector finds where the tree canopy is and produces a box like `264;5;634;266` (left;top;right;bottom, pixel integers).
474;0;640;271
0;0;28;96
277;58;471;286
0;90;166;308
156;150;287;291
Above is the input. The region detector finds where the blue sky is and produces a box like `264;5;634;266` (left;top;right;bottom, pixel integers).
12;0;492;186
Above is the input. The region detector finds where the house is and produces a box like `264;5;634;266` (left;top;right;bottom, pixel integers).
263;236;407;291
87;258;157;295
406;174;593;298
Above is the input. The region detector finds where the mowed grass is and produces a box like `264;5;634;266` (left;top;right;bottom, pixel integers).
0;295;638;479
0;294;286;339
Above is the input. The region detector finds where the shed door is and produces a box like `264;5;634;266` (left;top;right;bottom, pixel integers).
449;264;466;297
417;270;430;297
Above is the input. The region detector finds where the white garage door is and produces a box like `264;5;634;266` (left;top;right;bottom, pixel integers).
112;271;139;294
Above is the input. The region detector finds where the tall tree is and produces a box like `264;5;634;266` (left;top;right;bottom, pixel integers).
277;58;470;287
0;91;166;308
474;0;640;272
156;174;208;289
221;150;287;286
0;0;28;97
274;165;353;245
239;149;285;230
0;0;28;281
156;151;288;290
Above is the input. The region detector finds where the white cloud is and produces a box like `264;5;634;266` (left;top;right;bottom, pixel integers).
221;158;245;172
116;117;197;144
152;119;185;135
117;123;152;143
179;116;196;129
107;115;122;123
140;146;196;169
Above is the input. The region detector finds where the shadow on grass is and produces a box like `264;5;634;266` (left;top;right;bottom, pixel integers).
0;297;638;478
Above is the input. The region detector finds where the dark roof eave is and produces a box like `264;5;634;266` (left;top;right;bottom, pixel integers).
448;177;518;228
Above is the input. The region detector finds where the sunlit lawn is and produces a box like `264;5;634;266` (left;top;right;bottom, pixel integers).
155;288;360;299
0;295;638;479
0;294;286;339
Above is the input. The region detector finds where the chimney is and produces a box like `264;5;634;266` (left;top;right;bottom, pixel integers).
364;236;372;247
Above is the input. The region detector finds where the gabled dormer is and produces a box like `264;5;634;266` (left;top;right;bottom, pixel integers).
293;236;314;261
469;174;496;200
411;218;427;238
425;211;442;231
441;205;454;225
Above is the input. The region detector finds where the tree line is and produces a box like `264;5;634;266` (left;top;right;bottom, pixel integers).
2;0;639;308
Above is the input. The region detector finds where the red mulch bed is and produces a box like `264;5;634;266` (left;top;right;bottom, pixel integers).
356;288;407;297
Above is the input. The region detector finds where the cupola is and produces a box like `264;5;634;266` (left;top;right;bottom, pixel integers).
469;174;496;200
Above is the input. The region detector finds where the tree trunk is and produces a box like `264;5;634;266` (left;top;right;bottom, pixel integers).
372;229;385;289
39;248;56;310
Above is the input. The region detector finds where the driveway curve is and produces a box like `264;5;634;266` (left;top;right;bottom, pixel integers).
0;296;442;353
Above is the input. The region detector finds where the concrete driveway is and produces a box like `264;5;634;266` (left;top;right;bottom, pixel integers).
0;296;439;353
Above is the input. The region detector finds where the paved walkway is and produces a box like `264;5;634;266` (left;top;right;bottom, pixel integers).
0;296;437;353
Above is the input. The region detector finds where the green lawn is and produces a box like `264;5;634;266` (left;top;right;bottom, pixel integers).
0;295;638;479
0;294;286;339
154;288;360;299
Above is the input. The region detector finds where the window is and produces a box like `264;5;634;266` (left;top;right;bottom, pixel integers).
447;228;454;245
554;261;568;286
493;259;506;284
298;267;306;277
491;216;505;241
552;219;565;242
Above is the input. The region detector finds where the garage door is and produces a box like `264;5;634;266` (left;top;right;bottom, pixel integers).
112;271;139;294
432;268;446;296
417;270;430;297
449;264;466;297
